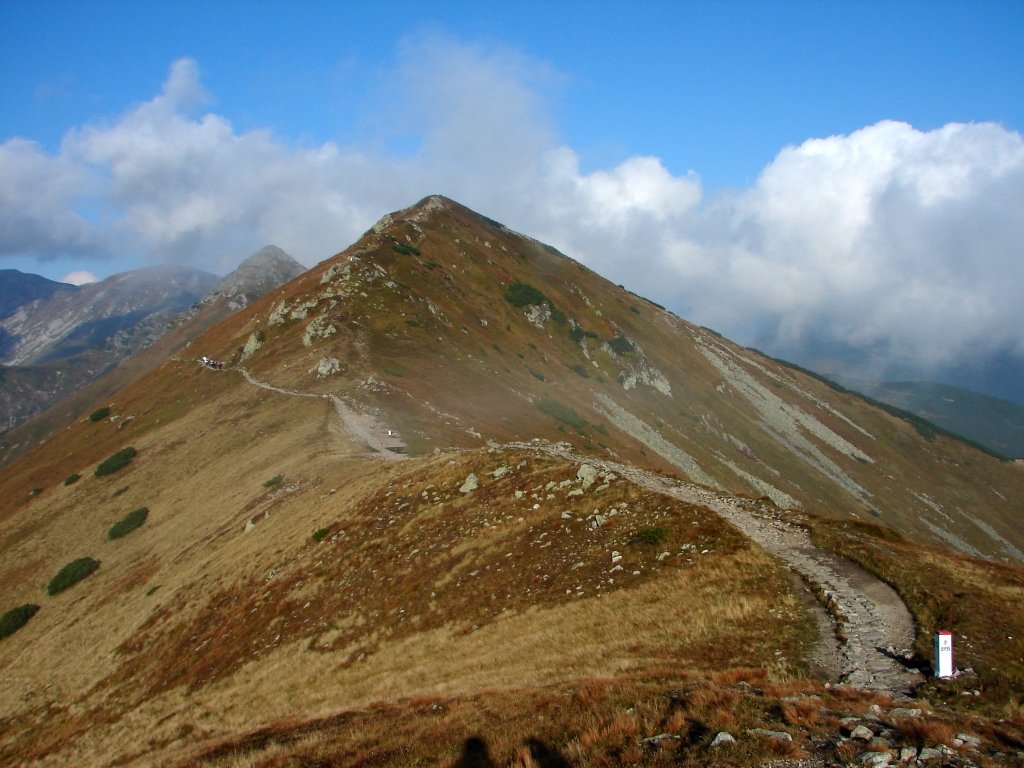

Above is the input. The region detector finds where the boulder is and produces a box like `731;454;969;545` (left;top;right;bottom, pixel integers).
577;464;599;489
710;732;735;747
459;473;479;493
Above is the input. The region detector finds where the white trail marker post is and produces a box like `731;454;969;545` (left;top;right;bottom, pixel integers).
934;630;954;678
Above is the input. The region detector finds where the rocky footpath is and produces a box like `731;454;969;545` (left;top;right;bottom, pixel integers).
510;440;925;698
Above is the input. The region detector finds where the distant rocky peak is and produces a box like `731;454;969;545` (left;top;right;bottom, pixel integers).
203;245;306;309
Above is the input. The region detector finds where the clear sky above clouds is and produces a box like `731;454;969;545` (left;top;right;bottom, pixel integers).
2;0;1023;395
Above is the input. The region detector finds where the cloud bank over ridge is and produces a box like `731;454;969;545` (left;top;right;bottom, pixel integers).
2;41;1022;388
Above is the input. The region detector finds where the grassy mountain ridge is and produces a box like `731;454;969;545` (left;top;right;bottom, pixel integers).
205;195;1022;561
1;196;1023;766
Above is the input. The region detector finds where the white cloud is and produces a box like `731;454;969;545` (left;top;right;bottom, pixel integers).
60;270;98;285
1;45;1023;384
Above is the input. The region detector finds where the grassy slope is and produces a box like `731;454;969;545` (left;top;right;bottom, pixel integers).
0;362;818;766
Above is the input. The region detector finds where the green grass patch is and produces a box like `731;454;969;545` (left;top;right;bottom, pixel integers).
94;446;137;477
89;406;111;422
108;507;149;540
47;557;100;596
64;473;81;486
263;474;283;488
112;486;129;498
0;604;40;640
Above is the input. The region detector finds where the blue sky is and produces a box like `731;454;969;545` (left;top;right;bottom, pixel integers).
2;1;1023;395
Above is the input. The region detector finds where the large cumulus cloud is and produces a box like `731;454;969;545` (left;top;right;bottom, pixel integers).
1;41;1022;383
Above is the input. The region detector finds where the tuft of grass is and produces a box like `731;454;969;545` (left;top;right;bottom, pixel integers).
263;474;284;488
95;446;137;477
0;604;40;639
47;557;100;596
89;406;111;422
64;473;81;486
108;507;149;540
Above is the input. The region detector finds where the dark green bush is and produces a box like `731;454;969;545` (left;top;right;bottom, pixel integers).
392;242;420;256
0;604;40;639
94;446;137;477
629;526;668;546
64;473;81;486
47;557;100;596
108;507;149;540
89;406;111;422
28;488;42;498
312;527;331;542
568;363;590;378
607;336;634;355
504;282;546;307
263;474;283;488
530;369;545;382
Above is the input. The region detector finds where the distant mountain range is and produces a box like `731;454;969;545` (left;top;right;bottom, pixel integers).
831;377;1024;459
0;247;304;435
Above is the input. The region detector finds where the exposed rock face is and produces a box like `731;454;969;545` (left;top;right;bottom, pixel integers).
242;331;264;361
312;358;341;377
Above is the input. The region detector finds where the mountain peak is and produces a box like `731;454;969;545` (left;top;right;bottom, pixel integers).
205;245;306;307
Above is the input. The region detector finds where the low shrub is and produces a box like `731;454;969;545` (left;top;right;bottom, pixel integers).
89;406;111;422
504;282;546;307
64;473;81;486
263;474;283;488
108;507;149;539
529;369;545;382
312;527;331;542
629;526;668;546
568;363;590;378
607;336;634;355
392;242;420;256
28;487;42;498
0;604;40;639
95;446;137;477
47;557;100;596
